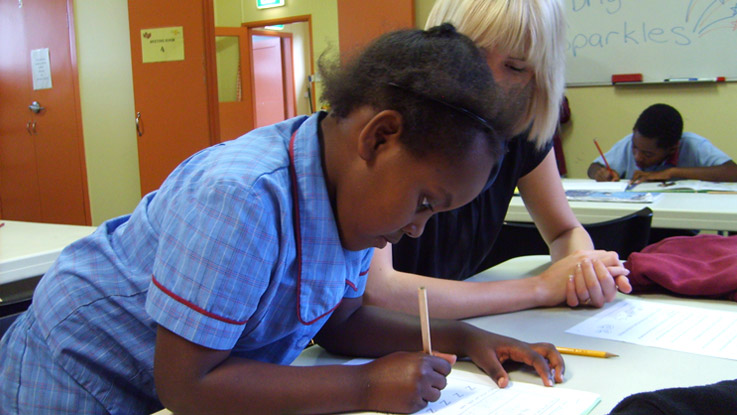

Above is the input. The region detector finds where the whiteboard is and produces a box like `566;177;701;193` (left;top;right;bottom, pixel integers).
564;0;737;86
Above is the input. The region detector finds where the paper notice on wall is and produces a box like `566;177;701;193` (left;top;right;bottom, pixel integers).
140;26;184;63
31;48;52;90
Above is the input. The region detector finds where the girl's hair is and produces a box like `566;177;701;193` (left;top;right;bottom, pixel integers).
426;0;566;148
320;24;505;162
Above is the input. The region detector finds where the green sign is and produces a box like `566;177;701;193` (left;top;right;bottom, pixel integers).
256;0;285;9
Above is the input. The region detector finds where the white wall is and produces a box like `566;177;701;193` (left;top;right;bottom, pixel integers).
74;0;141;225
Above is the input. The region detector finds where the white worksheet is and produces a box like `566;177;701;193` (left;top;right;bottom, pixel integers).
345;359;600;415
412;376;600;415
566;299;737;360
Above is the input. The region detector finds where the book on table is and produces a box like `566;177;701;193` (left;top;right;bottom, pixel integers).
560;179;660;203
626;180;737;193
564;190;662;203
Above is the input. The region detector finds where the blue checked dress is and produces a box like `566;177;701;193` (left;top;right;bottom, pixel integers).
0;112;372;414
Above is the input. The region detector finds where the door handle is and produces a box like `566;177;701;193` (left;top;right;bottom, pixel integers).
135;112;143;137
26;121;32;135
28;101;44;114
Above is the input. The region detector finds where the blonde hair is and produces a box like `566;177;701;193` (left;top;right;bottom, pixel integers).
426;0;566;148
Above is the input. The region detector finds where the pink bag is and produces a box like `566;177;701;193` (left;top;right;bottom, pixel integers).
624;234;737;301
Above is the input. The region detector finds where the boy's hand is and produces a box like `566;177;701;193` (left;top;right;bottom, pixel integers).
630;169;673;184
594;166;620;182
362;351;452;413
459;327;565;388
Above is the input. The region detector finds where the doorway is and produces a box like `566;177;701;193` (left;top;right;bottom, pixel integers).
251;30;295;128
214;16;314;141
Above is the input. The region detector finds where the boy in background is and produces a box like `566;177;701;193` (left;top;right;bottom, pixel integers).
588;103;737;184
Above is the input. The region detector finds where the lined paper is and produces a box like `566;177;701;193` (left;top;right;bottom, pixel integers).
566;299;737;360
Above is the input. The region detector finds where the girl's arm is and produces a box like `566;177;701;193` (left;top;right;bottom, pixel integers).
316;298;565;389
154;324;449;415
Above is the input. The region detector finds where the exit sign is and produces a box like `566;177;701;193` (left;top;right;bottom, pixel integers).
257;0;285;8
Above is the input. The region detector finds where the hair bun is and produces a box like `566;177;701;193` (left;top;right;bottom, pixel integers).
426;22;457;37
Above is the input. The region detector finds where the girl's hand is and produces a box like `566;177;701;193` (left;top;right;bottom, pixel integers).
362;351;453;413
459;326;565;388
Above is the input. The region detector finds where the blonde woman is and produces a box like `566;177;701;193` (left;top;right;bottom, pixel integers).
365;0;632;319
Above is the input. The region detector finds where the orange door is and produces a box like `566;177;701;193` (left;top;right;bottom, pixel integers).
337;0;414;54
128;0;219;195
0;0;90;225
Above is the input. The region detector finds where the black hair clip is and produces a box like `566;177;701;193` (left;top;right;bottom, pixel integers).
386;82;497;135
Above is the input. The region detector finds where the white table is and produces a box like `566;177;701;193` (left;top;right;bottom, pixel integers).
154;255;737;414
506;180;737;232
461;256;737;414
297;256;737;414
0;220;96;285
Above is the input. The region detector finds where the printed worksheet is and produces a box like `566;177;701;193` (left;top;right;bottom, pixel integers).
345;359;600;415
412;376;600;415
566;299;737;360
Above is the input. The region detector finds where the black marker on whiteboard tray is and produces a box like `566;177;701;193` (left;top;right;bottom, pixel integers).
664;77;725;82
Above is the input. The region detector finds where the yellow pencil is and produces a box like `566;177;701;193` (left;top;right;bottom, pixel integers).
418;287;432;354
556;346;618;358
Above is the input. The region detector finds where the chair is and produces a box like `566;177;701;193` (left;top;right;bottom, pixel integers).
0;298;31;339
481;207;653;269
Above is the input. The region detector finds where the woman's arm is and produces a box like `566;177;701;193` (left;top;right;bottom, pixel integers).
364;150;630;318
365;245;585;318
518;151;594;260
365;243;626;318
518;150;632;303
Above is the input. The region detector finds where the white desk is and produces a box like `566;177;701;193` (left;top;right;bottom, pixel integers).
0;220;96;285
154;256;737;415
298;256;737;414
505;180;737;232
461;256;737;414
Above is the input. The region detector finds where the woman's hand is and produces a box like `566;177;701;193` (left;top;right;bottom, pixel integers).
537;250;631;308
566;256;632;307
362;351;453;414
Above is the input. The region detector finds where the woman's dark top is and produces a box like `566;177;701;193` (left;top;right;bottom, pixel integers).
391;133;552;281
